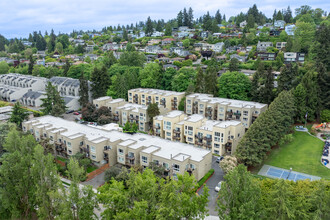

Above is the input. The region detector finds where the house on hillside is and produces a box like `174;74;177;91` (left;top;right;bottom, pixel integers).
274;20;286;29
276;42;287;50
284;52;305;63
145;45;162;54
285;25;296;36
240;21;247;28
213;42;224;53
257;41;273;52
170;47;190;57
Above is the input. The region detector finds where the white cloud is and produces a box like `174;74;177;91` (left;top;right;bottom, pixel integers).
0;0;328;38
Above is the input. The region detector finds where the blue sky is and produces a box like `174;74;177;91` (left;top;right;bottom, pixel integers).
0;0;328;38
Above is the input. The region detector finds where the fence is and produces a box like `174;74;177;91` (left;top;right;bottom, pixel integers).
85;163;109;182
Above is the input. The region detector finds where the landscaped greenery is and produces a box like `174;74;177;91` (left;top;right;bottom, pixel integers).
197;168;214;189
264;130;329;179
86;166;98;173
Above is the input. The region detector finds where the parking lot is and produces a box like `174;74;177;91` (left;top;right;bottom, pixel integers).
198;156;225;216
62;112;81;122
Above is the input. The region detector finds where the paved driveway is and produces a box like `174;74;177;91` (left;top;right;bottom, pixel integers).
198;156;224;216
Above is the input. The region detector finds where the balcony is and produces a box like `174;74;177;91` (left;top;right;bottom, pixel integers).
173;135;181;141
126;154;135;160
203;136;212;142
173;129;181;134
233;112;241;116
125;154;135;166
154;129;160;134
80;146;89;153
226;111;233;115
195;135;203;141
113;116;119;121
195;140;204;146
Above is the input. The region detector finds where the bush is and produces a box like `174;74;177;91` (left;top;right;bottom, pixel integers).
196;169;214;189
104;166;121;182
220;156;238;174
320;109;330;122
278;134;294;146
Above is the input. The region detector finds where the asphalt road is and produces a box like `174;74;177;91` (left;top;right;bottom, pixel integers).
198;156;225;216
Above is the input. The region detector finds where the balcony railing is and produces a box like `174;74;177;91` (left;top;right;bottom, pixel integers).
173;129;181;134
126;154;135;160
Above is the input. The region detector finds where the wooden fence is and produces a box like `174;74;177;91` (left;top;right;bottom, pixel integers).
85;163;109;182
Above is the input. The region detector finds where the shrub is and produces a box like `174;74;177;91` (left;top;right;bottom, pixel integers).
196;169;214;189
278;134;294;146
220;156;238;174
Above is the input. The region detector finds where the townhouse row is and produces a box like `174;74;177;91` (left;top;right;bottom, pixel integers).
0;73;92;110
126;89;267;129
22;116;212;181
154;111;245;156
185;93;267;129
93;96;168;133
128;88;185;111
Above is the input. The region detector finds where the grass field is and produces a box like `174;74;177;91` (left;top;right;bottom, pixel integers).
264;131;330;179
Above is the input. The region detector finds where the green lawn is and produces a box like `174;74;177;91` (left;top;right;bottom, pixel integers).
86;166;98;173
264;131;330;179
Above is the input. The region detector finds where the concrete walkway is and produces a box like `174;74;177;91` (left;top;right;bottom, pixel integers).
81;172;106;189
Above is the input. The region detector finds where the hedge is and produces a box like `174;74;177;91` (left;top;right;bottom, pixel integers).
196;168;214;189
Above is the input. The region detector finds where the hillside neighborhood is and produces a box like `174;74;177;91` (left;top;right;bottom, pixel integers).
0;3;329;220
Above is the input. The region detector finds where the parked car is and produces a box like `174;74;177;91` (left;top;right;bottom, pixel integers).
216;156;224;163
73;112;80;115
66;110;74;114
215;181;222;192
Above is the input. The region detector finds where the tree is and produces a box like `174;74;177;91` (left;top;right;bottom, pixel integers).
294;21;315;53
145;16;153;36
79;75;89;107
236;91;295;166
205;66;218;96
218;71;251;101
277;63;299;93
171;67;196;92
228;58;239;72
28;55;34;75
293;84;307;122
90;65;111;99
62;59;71;77
119;51;146;67
139;63;162;89
182;39;190;48
9;102;29;128
164;23;172;36
194;68;206;93
0;61;9;74
259;67;274;105
41;82;66;116
103;51;117;68
219;156;238;174
320;109;330;122
218;165;263;219
188;7;194;28
82;103;96;122
55;42;63;54
215;10;222;24
161;67;177;90
177;11;183;27
147;103;160;129
283;6;293;23
247;14;255;29
98;168;209;219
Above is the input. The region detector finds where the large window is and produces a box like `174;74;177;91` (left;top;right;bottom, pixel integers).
118;148;124;155
67;142;72;148
142;156;148;163
173;164;180;172
90;146;96;153
163;162;169;169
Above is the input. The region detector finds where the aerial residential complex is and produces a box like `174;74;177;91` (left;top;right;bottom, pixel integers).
22;116;212;180
93;96;168;132
0;73;92;110
154;111;245;155
185;93;268;128
128;88;185;110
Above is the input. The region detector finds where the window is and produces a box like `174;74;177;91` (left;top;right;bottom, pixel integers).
142;156;148;163
80;141;84;146
214;150;219;154
214;137;220;142
59;138;62;143
44;133;47;137
164;121;171;130
118;157;124;162
91;155;96;160
23;126;26;131
90;146;96;153
67;142;72;148
190;164;195;169
156;96;159;101
214;143;220;148
68;150;72;154
153;160;159;165
187;99;191;104
129;93;132;96
128;152;134;158
199;104;204;108
188;137;193;142
173;164;180;172
50;136;53;140
243;111;248;116
104;145;112;150
117;148;125;155
142;95;145;98
163;162;169;169
219;107;224;112
166;132;171;136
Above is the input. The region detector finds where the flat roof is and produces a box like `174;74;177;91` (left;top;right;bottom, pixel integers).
163;110;184;118
186;114;204;123
187;93;267;109
129;88;185;97
25;116;211;162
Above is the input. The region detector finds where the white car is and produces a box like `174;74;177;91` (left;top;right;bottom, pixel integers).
215;181;222;192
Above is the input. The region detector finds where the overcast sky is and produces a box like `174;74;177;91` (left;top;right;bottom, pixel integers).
0;0;328;38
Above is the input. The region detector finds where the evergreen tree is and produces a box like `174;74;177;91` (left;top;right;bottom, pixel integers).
205;66;218;96
183;8;189;26
284;6;293;23
147;103;160;129
62;59;71;77
28;55;34;75
277;63;299;93
188;7;194;28
194;68;206;93
215;10;222;24
177;11;183;27
276;10;284;21
145;16;153;36
41;82;66;116
79;75;89;107
90;65;110;99
259;67;274;105
9;102;29;128
247;14;255;28
293;84;307;122
164;23;172;36
156;20;162;32
229;58;239;72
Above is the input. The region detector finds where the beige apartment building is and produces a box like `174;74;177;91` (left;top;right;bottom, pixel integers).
154;111;245;155
22;116;212;181
185;93;267;129
128;88;185;111
93;96;168;132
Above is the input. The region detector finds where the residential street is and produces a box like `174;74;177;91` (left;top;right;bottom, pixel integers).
198;156;225;216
